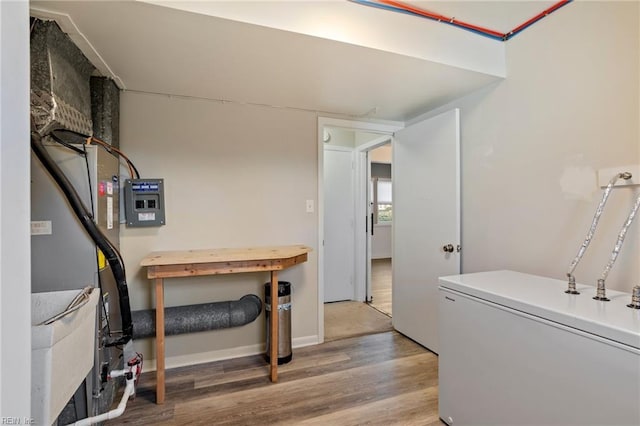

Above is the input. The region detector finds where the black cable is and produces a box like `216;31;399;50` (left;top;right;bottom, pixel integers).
49;130;130;334
104;145;140;180
82;142;96;219
49;132;87;156
54;129;141;179
31;132;133;345
131;161;141;179
108;238;127;277
51;130;129;278
82;143;114;338
52;128;88;142
48;131;128;338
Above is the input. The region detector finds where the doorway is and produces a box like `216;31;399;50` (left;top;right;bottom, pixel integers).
318;111;461;350
319;119;401;341
368;143;392;317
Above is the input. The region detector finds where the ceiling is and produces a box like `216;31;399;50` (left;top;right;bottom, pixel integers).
374;1;560;33
30;1;565;122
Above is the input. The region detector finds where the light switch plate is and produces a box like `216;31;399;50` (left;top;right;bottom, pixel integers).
598;165;640;188
306;199;314;213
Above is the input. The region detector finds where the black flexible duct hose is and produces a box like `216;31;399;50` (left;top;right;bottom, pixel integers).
31;132;133;344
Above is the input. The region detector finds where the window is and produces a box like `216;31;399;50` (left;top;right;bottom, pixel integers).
371;178;392;224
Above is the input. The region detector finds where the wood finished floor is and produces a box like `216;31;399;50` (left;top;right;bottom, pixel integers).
112;332;440;425
370;258;392;316
324;301;392;342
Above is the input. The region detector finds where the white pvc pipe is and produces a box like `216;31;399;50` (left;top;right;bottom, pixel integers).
72;376;135;426
108;369;127;379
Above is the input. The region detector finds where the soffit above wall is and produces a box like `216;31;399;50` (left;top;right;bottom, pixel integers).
32;1;507;121
140;0;510;77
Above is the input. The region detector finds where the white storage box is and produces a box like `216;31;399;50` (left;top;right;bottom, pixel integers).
439;271;640;425
31;288;99;426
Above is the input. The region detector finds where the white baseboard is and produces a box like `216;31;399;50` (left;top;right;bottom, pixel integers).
292;335;320;349
142;335;320;372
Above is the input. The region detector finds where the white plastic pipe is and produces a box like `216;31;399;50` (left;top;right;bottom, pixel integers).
72;375;135;426
108;369;127;379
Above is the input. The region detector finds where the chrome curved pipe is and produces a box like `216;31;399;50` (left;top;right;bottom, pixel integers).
565;172;632;294
595;192;640;301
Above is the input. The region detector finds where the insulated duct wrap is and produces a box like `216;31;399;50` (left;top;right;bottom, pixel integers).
30;20;95;136
91;77;120;148
131;295;263;339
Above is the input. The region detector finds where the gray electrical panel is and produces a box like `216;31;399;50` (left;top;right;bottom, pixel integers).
124;178;166;227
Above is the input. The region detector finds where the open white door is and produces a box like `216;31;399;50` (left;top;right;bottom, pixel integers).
324;147;355;302
392;109;460;353
365;154;373;302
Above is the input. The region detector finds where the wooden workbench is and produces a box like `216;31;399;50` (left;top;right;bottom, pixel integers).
140;245;311;404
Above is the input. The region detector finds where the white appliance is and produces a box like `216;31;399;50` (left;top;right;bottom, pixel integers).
31;289;99;425
438;270;640;426
31;142;122;421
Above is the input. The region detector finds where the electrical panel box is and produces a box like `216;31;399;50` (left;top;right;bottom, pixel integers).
124;178;166;227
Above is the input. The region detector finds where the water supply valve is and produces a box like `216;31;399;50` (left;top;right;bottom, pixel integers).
593;279;610;302
627;286;640;309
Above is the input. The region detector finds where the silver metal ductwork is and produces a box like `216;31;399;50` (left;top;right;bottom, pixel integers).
30;20;95;136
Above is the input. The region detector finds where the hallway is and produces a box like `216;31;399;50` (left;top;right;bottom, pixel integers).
323;257;393;342
370;258;392;316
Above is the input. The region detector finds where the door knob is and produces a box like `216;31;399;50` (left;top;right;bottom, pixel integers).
443;244;454;253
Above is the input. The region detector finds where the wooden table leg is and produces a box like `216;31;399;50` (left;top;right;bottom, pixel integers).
270;270;279;382
155;278;166;404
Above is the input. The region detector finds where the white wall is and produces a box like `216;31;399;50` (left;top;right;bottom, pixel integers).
116;1;638;370
371;225;392;259
354;131;383;147
412;1;639;292
370;145;392;163
0;0;31;418
120;92;319;367
324;128;355;148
